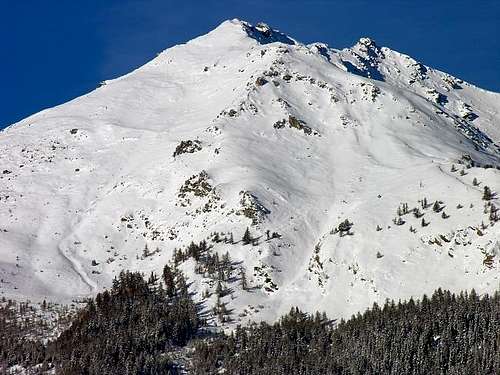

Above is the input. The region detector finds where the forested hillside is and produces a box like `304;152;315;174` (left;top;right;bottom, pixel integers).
193;288;500;374
2;269;499;374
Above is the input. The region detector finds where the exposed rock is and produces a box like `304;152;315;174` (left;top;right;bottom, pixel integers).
238;191;271;225
173;140;202;157
288;115;313;135
273;119;286;129
255;22;272;37
255;77;268;86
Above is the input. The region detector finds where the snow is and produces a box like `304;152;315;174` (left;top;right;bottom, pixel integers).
1;19;500;326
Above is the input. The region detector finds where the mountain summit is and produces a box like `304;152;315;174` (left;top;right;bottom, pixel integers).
1;20;499;324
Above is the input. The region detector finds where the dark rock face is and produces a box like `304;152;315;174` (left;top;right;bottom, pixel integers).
255;77;268;86
242;21;295;45
173;140;202;157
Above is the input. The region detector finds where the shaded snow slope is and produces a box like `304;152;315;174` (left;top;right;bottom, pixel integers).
1;19;500;325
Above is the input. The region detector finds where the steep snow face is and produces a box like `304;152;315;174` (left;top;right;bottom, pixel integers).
1;19;500;325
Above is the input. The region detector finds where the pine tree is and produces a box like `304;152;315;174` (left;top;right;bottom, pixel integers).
240;267;248;291
142;244;150;259
147;272;158;286
176;273;189;298
162;264;175;298
242;227;252;245
216;281;224;297
422;197;428;209
433;201;441;212
413;208;424;218
393;217;405;226
213;232;220;243
483;186;493;201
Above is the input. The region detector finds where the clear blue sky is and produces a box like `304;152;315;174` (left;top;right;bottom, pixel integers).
1;0;499;128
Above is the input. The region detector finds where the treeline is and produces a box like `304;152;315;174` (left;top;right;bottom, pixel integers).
192;289;500;375
0;301;47;370
2;273;499;374
1;267;199;374
50;268;199;375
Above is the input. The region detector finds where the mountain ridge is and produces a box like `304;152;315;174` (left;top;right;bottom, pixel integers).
1;19;499;325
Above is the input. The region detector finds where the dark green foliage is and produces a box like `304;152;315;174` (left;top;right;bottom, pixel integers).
2;274;499;375
490;204;499;223
175;240;234;282
483;186;494;201
413;208;424;218
0;302;47;370
421;197;428;209
49;270;199;374
240;267;248;290
163;264;176;298
433;201;443;212
192;289;500;375
242;227;252;245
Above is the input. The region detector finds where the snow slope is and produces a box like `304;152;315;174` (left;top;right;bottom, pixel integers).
1;19;500;325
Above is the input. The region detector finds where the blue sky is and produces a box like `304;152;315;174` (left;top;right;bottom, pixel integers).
1;0;499;128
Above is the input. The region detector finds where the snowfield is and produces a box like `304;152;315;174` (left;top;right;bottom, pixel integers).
1;19;499;326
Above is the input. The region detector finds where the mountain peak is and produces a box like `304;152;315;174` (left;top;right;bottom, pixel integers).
186;19;296;51
205;19;296;46
241;21;296;45
353;36;383;57
358;37;377;48
1;19;500;328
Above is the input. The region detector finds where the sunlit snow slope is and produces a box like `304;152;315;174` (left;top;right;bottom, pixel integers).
1;20;500;324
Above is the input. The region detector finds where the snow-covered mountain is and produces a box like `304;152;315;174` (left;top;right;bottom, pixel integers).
1;19;500;325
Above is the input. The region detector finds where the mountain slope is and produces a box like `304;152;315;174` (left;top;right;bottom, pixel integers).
1;19;499;324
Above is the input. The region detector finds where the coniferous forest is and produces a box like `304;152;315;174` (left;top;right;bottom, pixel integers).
1;269;200;374
193;289;500;375
1;268;499;374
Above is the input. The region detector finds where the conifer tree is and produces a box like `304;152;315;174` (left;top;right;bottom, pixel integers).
240;267;248;291
483;185;493;201
162;264;176;298
242;227;252;245
432;201;441;212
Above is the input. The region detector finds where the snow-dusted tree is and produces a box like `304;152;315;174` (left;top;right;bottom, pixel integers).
162;264;176;298
242;227;252;245
432;201;442;212
483;186;493;201
240;267;248;291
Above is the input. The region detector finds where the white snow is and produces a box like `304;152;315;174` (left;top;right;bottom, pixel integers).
1;19;500;326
